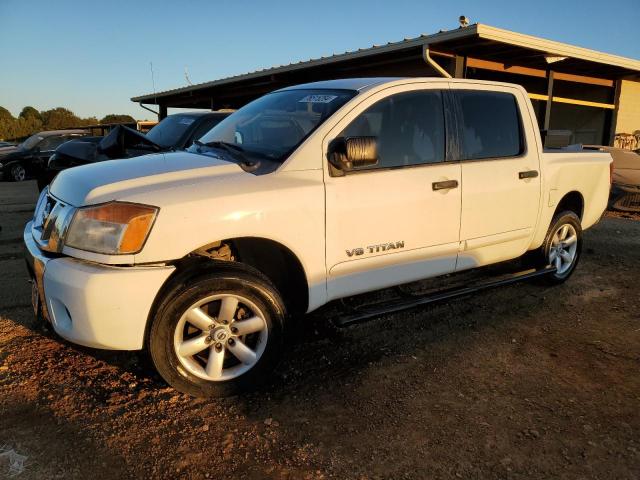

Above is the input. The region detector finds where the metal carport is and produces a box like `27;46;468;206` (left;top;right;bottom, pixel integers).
132;23;640;146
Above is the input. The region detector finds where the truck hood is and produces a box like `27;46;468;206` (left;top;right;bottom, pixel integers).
50;151;245;206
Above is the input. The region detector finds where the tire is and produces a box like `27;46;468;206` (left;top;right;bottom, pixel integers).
148;265;286;397
10;164;27;182
531;210;583;285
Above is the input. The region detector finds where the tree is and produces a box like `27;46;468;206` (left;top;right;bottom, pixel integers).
0;107;16;140
41;107;81;130
0;106;106;140
0;106;14;123
100;114;136;124
19;106;41;122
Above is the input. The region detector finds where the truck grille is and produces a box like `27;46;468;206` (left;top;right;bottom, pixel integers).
32;190;75;253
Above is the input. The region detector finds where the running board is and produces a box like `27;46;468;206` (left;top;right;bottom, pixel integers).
334;266;556;327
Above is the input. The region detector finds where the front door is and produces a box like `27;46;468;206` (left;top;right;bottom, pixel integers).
324;86;462;300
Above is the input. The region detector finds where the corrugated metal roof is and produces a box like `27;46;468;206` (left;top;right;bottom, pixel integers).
131;26;469;102
131;23;640;103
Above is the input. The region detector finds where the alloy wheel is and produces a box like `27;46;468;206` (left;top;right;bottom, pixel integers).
173;294;268;381
549;223;578;275
11;165;26;182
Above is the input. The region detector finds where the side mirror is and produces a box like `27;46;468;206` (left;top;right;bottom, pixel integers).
328;136;378;172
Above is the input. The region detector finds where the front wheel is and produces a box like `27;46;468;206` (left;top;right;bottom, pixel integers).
10;164;27;182
149;266;285;397
534;211;583;284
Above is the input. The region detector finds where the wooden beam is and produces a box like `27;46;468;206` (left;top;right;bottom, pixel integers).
552;96;615;109
467;57;547;78
527;92;615;109
553;72;614;87
429;50;455;59
466;57;616;87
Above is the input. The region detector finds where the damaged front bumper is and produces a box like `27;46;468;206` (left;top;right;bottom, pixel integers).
23;221;175;350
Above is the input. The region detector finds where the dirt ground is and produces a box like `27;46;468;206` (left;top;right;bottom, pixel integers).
1;180;638;479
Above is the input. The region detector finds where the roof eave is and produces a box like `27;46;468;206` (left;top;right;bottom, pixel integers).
476;24;640;72
130;25;479;103
131;23;640;104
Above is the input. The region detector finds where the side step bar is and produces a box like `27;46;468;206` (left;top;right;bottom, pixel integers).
334;266;556;327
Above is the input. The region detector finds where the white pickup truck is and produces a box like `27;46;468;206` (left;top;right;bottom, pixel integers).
24;78;611;397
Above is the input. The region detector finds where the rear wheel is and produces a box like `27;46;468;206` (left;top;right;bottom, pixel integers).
149;266;285;397
533;211;582;284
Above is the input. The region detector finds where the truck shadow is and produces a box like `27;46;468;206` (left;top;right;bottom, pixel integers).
24;277;557;399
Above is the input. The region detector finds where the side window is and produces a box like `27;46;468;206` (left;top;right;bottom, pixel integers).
190;117;225;145
455;90;524;160
39;136;68;151
340;90;445;169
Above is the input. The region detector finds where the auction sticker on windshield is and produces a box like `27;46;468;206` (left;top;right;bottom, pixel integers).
299;95;338;103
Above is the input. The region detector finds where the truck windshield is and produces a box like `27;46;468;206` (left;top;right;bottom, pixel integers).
20;134;44;150
195;89;357;162
146;114;198;148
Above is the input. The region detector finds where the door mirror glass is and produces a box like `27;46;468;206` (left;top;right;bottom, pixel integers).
329;136;378;171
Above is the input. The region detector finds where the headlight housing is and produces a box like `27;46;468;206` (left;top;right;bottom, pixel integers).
65;202;158;255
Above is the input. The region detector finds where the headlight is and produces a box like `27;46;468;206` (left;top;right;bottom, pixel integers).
65;202;158;255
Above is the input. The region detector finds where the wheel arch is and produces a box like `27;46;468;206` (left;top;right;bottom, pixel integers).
554;190;584;220
147;236;310;343
229;236;310;316
5;160;26;180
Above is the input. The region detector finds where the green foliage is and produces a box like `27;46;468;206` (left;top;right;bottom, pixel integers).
0;106;127;141
100;114;135;124
40;107;81;130
0;106;15;123
19;106;41;121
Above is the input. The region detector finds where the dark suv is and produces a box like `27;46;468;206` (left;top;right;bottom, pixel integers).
43;112;230;189
0;130;88;182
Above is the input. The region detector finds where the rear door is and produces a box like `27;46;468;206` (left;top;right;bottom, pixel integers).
450;86;541;270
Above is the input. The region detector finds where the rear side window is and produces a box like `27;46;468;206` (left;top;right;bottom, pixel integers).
454;90;524;160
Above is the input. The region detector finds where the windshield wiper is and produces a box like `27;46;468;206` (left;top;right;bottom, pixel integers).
195;140;245;153
195;140;276;161
194;140;260;172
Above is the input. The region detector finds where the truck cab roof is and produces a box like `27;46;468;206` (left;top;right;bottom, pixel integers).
277;77;529;95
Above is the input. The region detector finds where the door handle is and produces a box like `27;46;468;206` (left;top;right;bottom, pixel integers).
432;179;459;191
519;170;539;179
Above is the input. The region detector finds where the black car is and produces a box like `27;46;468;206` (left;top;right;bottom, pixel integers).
0;130;88;182
44;112;230;189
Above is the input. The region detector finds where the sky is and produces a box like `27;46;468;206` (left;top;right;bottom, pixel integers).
1;0;639;120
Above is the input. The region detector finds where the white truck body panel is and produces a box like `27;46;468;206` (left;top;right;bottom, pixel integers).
30;77;611;350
